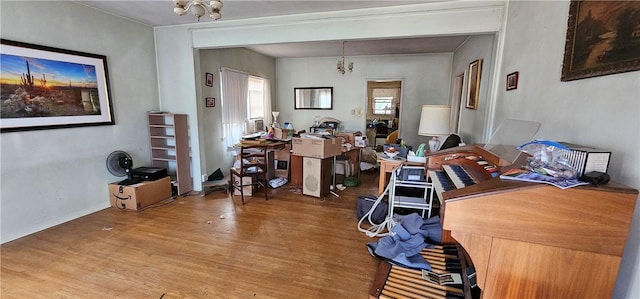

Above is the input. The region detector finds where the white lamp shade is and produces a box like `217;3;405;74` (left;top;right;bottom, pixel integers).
418;105;451;136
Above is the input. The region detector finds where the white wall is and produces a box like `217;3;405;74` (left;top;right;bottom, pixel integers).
199;48;276;177
451;35;497;144
0;2;158;243
276;54;452;148
498;1;640;298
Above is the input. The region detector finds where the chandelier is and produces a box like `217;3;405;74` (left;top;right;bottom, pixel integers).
173;0;223;21
337;41;354;75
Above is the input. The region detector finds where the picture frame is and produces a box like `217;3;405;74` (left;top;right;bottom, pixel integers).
205;72;214;87
205;97;215;108
0;39;114;133
465;59;482;110
506;71;519;91
561;1;640;81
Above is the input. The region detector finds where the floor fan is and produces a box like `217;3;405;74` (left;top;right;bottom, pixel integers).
106;150;140;185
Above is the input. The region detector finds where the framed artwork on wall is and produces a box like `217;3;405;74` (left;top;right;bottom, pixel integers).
465;59;482;110
205;97;215;108
205;72;214;87
506;72;519;90
561;1;640;81
0;39;114;132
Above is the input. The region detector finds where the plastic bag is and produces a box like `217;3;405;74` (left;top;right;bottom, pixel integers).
517;140;577;179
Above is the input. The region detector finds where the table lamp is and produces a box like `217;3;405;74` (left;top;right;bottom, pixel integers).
418;105;451;152
271;111;280;128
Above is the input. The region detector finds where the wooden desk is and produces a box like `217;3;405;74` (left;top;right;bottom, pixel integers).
377;155;424;195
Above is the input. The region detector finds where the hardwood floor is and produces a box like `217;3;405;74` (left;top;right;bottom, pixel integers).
1;170;383;299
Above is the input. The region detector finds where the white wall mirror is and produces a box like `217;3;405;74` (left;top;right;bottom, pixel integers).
294;87;333;109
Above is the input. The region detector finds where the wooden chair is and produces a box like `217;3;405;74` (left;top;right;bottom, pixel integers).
229;145;269;204
385;130;399;144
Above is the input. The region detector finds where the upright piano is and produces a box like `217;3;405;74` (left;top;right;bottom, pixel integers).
424;144;638;298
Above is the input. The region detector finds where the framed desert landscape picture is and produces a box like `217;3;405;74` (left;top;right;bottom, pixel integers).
0;39;114;132
561;1;640;81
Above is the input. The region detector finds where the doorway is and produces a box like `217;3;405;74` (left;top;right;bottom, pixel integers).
450;73;464;134
366;80;402;148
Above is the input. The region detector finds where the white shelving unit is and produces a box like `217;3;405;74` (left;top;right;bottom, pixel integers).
148;113;192;195
388;166;434;218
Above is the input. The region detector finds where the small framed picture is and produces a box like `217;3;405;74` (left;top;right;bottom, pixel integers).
205;97;215;108
205;72;214;87
506;71;519;91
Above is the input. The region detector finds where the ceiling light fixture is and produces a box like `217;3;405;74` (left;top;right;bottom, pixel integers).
337;41;354;75
173;0;223;21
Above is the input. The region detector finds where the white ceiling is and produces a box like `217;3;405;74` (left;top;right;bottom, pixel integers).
75;0;469;58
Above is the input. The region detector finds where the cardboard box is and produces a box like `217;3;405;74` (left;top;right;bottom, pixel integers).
273;127;294;139
292;137;342;158
109;176;172;210
355;136;368;147
231;172;254;196
336;131;361;146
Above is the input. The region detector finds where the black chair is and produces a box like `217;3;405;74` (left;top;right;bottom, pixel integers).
229;145;269;204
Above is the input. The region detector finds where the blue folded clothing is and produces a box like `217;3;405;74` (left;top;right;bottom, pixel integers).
365;213;443;270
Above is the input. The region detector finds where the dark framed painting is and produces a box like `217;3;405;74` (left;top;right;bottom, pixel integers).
561;1;640;81
205;97;215;108
506;71;519;90
465;59;482;110
0;39;114;132
205;72;214;87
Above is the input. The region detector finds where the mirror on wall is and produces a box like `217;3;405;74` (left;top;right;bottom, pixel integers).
294;87;333;109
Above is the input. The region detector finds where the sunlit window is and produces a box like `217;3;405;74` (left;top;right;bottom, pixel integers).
247;76;264;120
373;97;393;115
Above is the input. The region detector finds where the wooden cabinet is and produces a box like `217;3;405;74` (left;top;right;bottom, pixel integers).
148;113;192;195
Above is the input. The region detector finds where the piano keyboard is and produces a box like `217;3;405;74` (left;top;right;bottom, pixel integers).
428;170;455;201
428;165;479;203
443;165;477;189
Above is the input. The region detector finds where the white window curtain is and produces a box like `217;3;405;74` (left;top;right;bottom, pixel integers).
372;87;400;115
263;78;272;126
220;68;248;148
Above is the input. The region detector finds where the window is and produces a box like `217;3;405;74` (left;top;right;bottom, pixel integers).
247;76;265;120
221;68;271;147
373;97;393;115
368;81;401;117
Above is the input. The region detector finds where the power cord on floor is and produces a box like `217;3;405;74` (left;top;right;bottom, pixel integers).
357;183;396;237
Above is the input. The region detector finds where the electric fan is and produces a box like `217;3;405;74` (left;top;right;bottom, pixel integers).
106;150;140;185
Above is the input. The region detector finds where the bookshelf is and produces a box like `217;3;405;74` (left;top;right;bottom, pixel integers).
148;112;192;195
